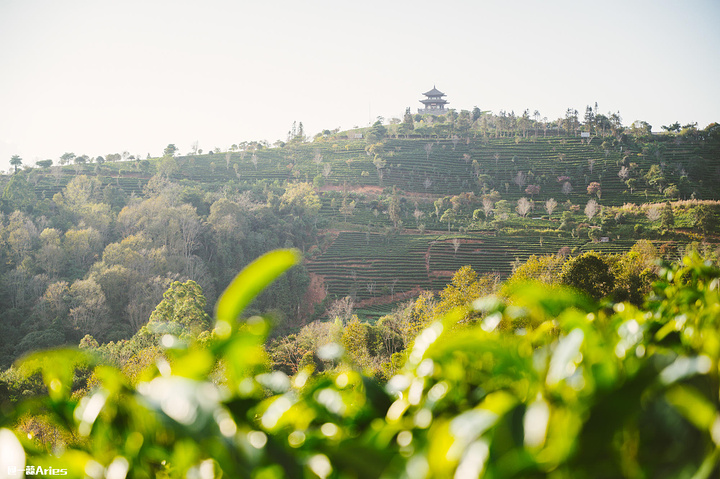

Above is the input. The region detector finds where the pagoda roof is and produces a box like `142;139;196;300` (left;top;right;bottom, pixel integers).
422;86;446;97
420;98;448;105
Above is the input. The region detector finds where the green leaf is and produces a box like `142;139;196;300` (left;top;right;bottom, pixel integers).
16;349;92;401
215;249;301;325
665;384;716;431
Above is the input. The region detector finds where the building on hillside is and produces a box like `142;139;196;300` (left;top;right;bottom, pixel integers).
418;86;449;115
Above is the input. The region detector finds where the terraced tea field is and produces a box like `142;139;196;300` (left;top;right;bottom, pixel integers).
305;230;636;320
24;133;718;324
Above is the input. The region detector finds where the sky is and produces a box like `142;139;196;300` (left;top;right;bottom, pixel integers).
1;0;719;172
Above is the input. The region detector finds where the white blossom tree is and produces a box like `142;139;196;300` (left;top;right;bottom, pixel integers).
545;198;558;219
585;199;599;221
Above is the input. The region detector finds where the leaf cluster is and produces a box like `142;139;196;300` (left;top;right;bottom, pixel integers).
1;250;719;478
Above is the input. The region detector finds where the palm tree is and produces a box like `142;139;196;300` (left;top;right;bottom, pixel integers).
10;155;22;173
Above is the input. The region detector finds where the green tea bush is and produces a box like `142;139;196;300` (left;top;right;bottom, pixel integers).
0;250;719;478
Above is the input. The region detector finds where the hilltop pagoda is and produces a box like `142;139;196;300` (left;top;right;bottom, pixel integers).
418;86;448;115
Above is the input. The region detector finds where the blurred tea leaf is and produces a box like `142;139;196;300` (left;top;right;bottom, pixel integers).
215;249;301;326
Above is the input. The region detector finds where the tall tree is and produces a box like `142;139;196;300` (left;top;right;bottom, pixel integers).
163;144;178;157
584;106;595;134
9;155;22;173
660;202;675;230
59;152;75;165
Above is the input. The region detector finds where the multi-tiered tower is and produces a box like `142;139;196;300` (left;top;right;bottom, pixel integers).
418;86;448;115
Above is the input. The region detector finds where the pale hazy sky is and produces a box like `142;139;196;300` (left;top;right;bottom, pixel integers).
1;0;719;171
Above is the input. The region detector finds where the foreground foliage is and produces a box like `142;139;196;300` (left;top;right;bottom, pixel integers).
1;249;719;478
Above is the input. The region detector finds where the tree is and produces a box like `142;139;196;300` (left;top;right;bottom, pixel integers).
586;182;601;198
545;198;558;219
693;205;717;236
177;203;203;261
5;211;38;264
663;184;679;199
561;251;615;300
513;171;527;191
64;227;103;269
341;316;371;368
562;181;573;196
629;120;652;137
482;197;494;219
440;208;456;232
37;228;66;276
59;152;75;165
661;122;681;133
584;199;599;221
618;166;630;181
280;183;321;221
311;151;324;174
584;105;595;134
645;205;661;223
157;156;178;178
559;211;575;231
339;197;356;223
660;202;675;230
401;107;414;137
366;120;387;143
68;278;110;337
434;266;497;318
626;178;638;194
10;155;23;173
413;208;424;226
525;184;540;198
36;159;53;169
609;111;623;137
140;280;211;343
507;254;564;285
163;144;178;157
422;142;433;161
388;194;401;229
516;197;532;217
644;164;665;192
2;174;37;212
61;174;102;209
373;155;387;185
565;108;579;136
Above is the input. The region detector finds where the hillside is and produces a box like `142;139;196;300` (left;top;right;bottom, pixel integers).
4;123;717;334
